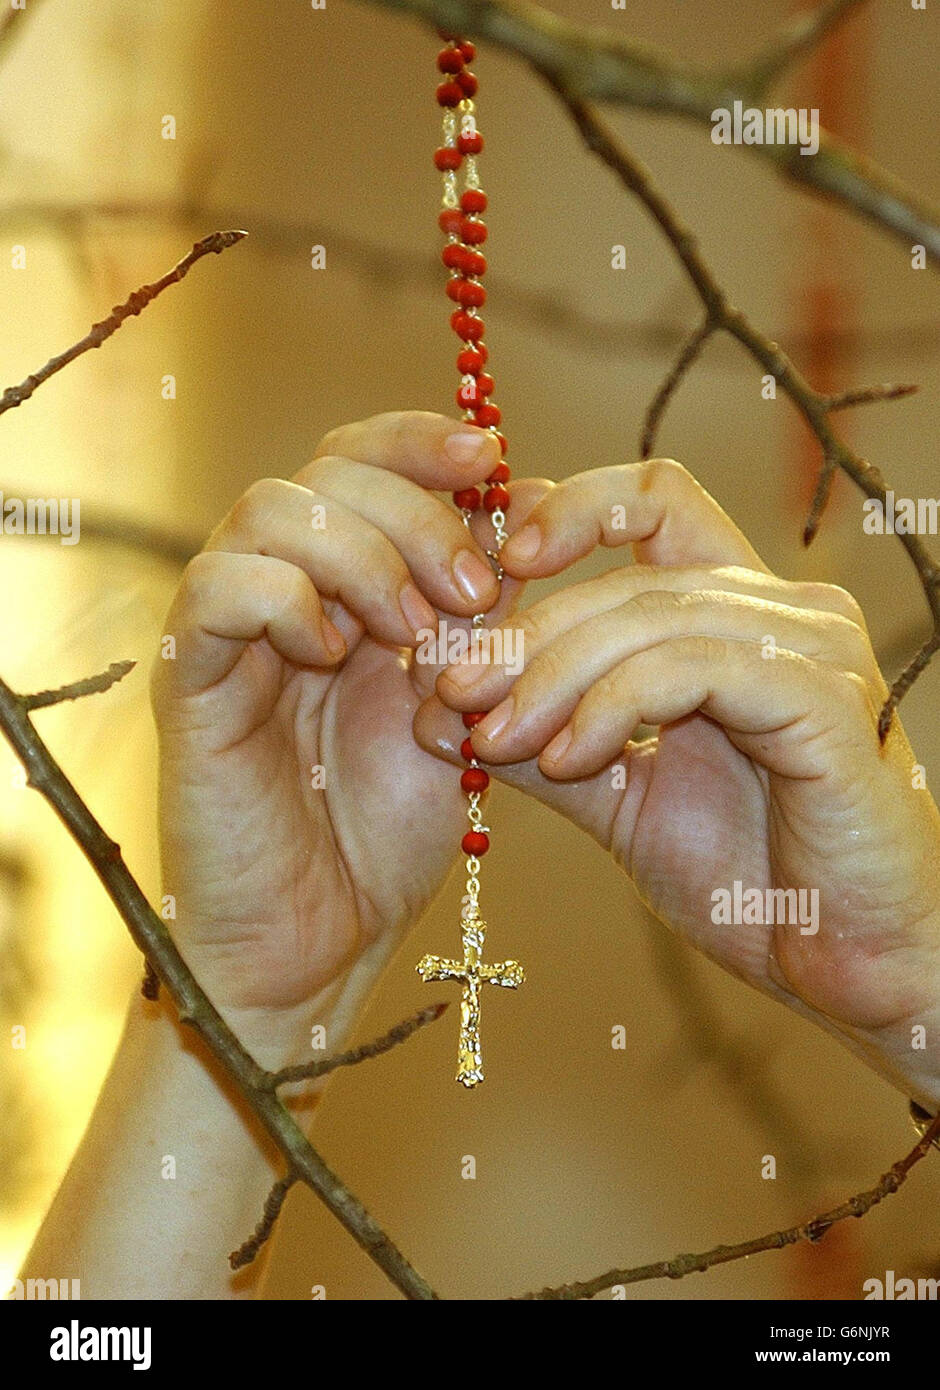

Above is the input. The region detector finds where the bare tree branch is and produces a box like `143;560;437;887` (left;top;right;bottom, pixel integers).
359;0;940;262
641;317;714;460
269;1004;449;1088
740;0;868;95
826;382;919;412
0;668;439;1299
540;75;940;733
517;1110;940;1299
21;660;136;712
0;231;247;417
229;1173;297;1272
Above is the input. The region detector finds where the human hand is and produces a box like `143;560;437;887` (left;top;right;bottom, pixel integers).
419;458;940;1107
150;411;539;1062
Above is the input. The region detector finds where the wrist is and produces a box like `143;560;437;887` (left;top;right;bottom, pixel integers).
161;932;399;1075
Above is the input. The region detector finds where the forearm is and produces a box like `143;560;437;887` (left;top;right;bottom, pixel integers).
21;941;395;1300
21;990;300;1300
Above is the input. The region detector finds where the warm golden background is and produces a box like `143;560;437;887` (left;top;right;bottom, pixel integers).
0;0;937;1300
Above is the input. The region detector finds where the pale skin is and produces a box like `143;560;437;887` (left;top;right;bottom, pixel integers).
22;411;940;1298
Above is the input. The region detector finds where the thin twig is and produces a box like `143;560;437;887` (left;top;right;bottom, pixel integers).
0;671;438;1300
230;1173;297;1271
269;1003;449;1088
141;959;160;1002
739;0;868;96
0;231;247;417
517;1110;940;1299
361;0;940;262
21;660;136;712
541;75;940;733
826;382;919;412
640;317;714;459
4;199;939;358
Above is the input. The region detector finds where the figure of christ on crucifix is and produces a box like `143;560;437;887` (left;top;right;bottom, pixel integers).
417;917;525;1086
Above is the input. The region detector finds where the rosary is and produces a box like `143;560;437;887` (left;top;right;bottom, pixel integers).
416;31;525;1087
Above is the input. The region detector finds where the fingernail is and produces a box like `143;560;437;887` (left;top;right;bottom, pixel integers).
399;582;437;638
478;696;514;741
503;523;541;563
322;620;346;657
445;430;498;466
453;548;496;603
542;726;572;762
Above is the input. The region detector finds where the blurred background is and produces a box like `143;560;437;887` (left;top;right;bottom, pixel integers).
0;0;937;1300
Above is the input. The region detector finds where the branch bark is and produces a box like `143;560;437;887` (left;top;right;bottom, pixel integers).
0;670;439;1299
518;1109;940;1299
360;0;940;262
0;231;247;417
541;76;940;733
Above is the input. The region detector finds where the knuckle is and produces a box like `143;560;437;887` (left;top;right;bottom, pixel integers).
525;642;570;691
800;581;867;627
840;669;878;723
636;456;690;493
312;422;347;457
180;549;219;601
628;587;698;624
299;452;342;485
229;476;284;534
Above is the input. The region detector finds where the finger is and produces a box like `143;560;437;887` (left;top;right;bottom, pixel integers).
406;477;553;700
412;688;630;843
529;638;878;781
309;410;502;490
500;458;768;577
205;477;439;647
156;551;346;698
438;568;873;713
296;454;499;615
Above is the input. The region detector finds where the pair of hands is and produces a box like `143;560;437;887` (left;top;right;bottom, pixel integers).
150;411;940;1102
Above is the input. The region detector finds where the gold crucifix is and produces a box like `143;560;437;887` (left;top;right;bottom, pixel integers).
417;917;524;1087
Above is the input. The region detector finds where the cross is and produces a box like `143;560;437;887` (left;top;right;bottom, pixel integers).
417;917;524;1087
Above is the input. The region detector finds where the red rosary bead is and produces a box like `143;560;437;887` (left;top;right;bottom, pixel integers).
474;402;501;427
460;737;476;761
442;243;465;270
446;277;464;302
462;250;487;276
438;208;464;236
458;131;484;155
461;189;487;213
453;487;481;511
450;310;485;340
457;70;478;97
461;767;490;793
456;348;484;374
437;47;465;73
474;371;495;396
486;461;510;485
462;711;488;728
457;379;484;409
436;80;463;107
461;218;487;245
459;41;476;62
434;147;462;171
483;485;510;512
455;280;486;307
462;830;489;856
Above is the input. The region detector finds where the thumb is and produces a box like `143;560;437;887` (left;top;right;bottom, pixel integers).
412;687;635;850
